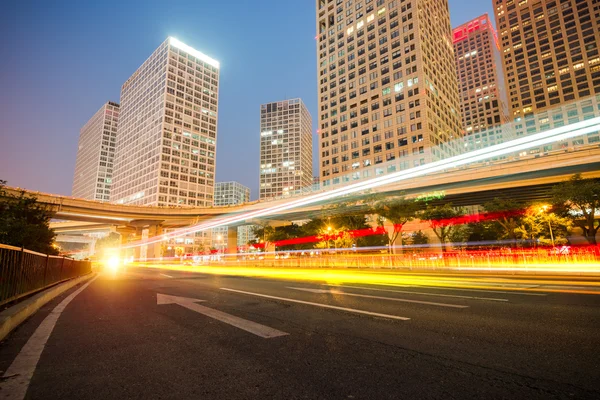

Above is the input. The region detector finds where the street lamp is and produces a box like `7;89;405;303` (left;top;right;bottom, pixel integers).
327;226;332;250
538;205;555;247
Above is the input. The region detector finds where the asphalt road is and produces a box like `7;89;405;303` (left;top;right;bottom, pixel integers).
1;266;600;399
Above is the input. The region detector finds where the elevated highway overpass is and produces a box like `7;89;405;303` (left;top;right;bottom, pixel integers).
3;147;600;254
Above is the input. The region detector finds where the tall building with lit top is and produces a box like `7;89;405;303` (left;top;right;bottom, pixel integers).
316;0;463;187
259;99;313;200
111;37;220;207
453;14;510;151
493;0;600;151
72;101;119;201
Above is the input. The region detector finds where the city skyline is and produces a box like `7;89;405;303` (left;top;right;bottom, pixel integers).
0;0;494;200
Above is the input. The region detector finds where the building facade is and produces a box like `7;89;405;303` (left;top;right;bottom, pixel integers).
316;0;463;187
111;37;220;207
211;181;254;250
259;98;313;199
72;101;119;201
213;181;251;206
493;0;600;152
453;14;510;151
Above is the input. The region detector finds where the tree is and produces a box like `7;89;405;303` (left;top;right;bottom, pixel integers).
420;204;465;252
516;204;572;247
315;227;354;251
95;232;121;254
410;230;429;246
552;174;600;244
466;221;504;248
0;180;58;255
483;197;525;246
373;196;419;253
448;224;472;250
250;224;276;252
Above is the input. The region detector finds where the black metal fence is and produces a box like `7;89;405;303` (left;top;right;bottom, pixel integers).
0;244;92;306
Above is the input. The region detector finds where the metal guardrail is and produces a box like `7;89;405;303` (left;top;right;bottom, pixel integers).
0;243;92;306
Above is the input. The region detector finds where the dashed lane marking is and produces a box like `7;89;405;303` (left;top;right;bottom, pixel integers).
220;288;410;321
287;287;469;309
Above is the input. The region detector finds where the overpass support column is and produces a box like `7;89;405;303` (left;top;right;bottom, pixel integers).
227;226;238;255
89;239;96;257
146;225;164;260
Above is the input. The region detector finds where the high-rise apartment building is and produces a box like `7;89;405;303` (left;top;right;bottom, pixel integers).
111;37;220;207
316;0;463;187
493;0;600;149
72;101;119;201
211;181;254;250
453;14;510;151
259;99;313;199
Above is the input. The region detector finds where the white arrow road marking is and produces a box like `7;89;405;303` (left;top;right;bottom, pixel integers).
0;275;99;400
156;293;288;339
220;288;410;321
287;287;469;309
326;284;508;302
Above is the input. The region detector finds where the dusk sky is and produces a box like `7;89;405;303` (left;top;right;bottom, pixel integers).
0;0;493;200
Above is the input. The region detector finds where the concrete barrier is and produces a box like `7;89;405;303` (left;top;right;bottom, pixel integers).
0;273;96;342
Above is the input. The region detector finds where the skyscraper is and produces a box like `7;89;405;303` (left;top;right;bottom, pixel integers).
111;37;220;207
453;14;510;151
211;181;254;250
259;99;313;199
72;101;119;201
493;0;600;149
316;0;463;187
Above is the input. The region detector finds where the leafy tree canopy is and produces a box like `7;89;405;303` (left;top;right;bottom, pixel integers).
0;180;58;254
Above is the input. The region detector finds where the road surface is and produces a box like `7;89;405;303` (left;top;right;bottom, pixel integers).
1;266;599;399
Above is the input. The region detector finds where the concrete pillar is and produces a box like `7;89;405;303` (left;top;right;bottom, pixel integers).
227;226;238;255
146;225;164;260
129;227;144;260
89;238;96;257
116;227;135;260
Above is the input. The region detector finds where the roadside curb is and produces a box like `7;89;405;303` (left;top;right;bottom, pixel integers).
0;273;96;342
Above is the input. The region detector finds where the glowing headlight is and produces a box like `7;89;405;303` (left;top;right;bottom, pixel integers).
106;256;120;272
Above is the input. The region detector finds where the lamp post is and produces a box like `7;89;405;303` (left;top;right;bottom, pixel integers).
541;205;555;247
327;226;332;250
538;205;555;247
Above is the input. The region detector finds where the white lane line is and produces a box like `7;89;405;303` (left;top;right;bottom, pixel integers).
220;288;410;321
0;276;99;400
383;284;547;296
156;293;288;339
326;284;508;302
287;287;469;309
160;273;173;278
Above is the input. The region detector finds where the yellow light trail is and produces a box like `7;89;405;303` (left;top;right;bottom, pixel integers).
130;262;600;295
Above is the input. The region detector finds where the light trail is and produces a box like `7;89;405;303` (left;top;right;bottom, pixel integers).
124;116;600;249
130;263;600;294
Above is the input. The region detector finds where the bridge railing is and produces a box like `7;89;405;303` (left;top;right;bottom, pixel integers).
0;244;92;306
